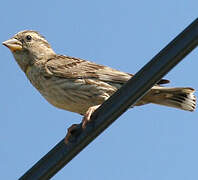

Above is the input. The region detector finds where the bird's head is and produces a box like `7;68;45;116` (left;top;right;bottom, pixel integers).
2;30;55;72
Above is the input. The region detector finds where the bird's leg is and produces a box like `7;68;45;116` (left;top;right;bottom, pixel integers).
64;105;100;144
82;105;100;129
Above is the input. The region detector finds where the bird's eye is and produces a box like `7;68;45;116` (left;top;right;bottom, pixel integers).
26;35;32;41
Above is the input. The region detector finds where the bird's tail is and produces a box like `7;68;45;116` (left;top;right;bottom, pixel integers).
147;87;196;111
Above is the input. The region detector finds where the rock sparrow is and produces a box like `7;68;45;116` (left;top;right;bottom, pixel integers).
2;30;196;142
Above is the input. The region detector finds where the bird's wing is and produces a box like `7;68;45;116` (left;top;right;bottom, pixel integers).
45;55;169;85
45;55;132;84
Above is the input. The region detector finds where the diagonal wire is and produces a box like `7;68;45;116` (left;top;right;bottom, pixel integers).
19;18;198;180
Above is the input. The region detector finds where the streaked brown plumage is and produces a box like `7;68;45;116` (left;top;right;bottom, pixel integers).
2;30;196;140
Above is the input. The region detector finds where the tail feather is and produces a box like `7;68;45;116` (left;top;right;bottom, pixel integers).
149;87;196;111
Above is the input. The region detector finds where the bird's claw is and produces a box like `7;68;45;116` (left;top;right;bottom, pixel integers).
64;124;82;144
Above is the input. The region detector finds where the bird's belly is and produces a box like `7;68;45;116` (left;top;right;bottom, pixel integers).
41;89;93;115
38;78;113;115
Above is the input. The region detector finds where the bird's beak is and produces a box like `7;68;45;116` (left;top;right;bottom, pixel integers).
2;38;22;52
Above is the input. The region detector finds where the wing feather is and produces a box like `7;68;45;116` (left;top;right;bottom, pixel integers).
44;55;169;85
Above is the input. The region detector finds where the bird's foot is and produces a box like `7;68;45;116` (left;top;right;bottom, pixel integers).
64;105;100;144
82;105;100;129
64;124;82;144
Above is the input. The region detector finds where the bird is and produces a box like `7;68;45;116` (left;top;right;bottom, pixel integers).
2;30;196;143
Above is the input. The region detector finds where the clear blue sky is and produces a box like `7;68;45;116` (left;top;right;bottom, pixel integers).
1;1;198;180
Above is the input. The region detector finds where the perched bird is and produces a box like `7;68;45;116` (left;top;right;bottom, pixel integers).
3;30;196;142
